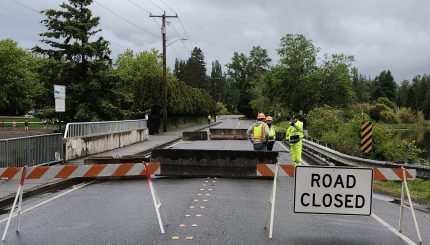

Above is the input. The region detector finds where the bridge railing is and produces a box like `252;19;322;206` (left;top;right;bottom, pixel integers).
302;138;430;179
64;119;147;139
0;134;63;168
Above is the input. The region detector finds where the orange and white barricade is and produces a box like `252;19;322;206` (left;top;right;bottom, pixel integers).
258;163;422;244
1;162;167;241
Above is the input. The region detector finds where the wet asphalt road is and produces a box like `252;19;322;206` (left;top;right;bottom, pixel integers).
1;178;429;244
0;116;429;244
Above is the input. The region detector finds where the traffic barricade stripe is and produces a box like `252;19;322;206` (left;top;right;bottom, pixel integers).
83;164;106;177
0;167;20;180
26;166;49;179
111;163;134;177
256;164;416;180
256;163;275;176
55;165;79;179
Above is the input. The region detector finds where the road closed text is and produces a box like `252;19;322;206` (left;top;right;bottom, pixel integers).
294;166;373;215
300;174;365;209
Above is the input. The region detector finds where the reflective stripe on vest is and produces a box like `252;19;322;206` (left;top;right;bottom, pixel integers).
253;123;265;143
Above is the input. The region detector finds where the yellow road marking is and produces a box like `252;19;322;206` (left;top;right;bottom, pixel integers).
171;236;180;240
179;224;186;227
186;236;193;240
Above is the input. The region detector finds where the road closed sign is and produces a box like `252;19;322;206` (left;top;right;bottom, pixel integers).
294;166;373;215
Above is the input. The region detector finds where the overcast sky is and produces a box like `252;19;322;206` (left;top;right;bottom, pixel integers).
1;0;429;82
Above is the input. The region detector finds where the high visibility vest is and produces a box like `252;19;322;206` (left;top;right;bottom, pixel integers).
268;126;276;141
287;120;304;144
253;123;265;143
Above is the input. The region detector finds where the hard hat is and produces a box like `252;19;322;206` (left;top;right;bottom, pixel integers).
266;116;273;122
257;113;266;119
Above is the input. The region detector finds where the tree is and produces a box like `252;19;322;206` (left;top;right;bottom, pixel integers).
0;39;41;114
183;47;207;90
315;54;356;108
173;58;186;82
210;60;224;101
115;49;163;117
372;70;397;102
33;0;112;121
276;34;319;113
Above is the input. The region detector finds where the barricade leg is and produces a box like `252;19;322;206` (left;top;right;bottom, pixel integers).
264;162;279;239
15;181;24;233
2;166;27;241
398;167;423;244
143;162;166;234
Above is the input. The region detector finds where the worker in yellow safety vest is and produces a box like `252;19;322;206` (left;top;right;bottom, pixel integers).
246;112;270;151
265;116;276;151
286;115;304;165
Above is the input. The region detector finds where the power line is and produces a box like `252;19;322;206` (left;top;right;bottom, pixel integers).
147;0;164;12
94;0;158;38
8;0;39;13
156;0;176;15
126;0;151;14
177;17;195;49
171;22;190;54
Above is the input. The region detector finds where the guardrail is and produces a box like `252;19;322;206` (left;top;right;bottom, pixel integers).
302;139;430;179
0;134;63;168
64;119;147;139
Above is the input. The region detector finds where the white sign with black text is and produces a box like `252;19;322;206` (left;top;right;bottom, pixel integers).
294;166;373;215
54;84;66;112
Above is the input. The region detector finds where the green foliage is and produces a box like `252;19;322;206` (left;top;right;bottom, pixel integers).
0;39;41;114
305;106;424;163
182;47;208;90
372;70;397;102
216;102;229;115
307;105;345;139
33;0;112;121
115;49;215;117
369;103;398;123
376;97;396;110
397;107;415;123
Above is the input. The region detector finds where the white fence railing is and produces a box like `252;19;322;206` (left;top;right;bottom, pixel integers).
64;119;147;139
0;134;63;168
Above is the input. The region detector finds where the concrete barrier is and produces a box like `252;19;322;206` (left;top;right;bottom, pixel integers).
209;128;247;140
84;155;150;165
183;131;208;140
151;148;278;177
65;128;149;161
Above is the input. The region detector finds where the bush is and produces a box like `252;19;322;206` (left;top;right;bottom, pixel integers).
397;107;415;124
376;97;396;110
416;111;425;125
307;105;344;139
369;103;398;123
216;102;229;115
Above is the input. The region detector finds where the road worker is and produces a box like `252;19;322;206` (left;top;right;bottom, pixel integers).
265;116;276;151
286;115;304;165
246;112;270;151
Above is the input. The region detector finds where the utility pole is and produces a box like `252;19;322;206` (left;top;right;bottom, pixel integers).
150;11;178;132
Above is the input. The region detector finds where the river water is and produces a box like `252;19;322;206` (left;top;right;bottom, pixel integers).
393;129;430;161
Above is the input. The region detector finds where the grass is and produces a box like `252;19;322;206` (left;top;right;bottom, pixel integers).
0;116;56;128
374;179;430;203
